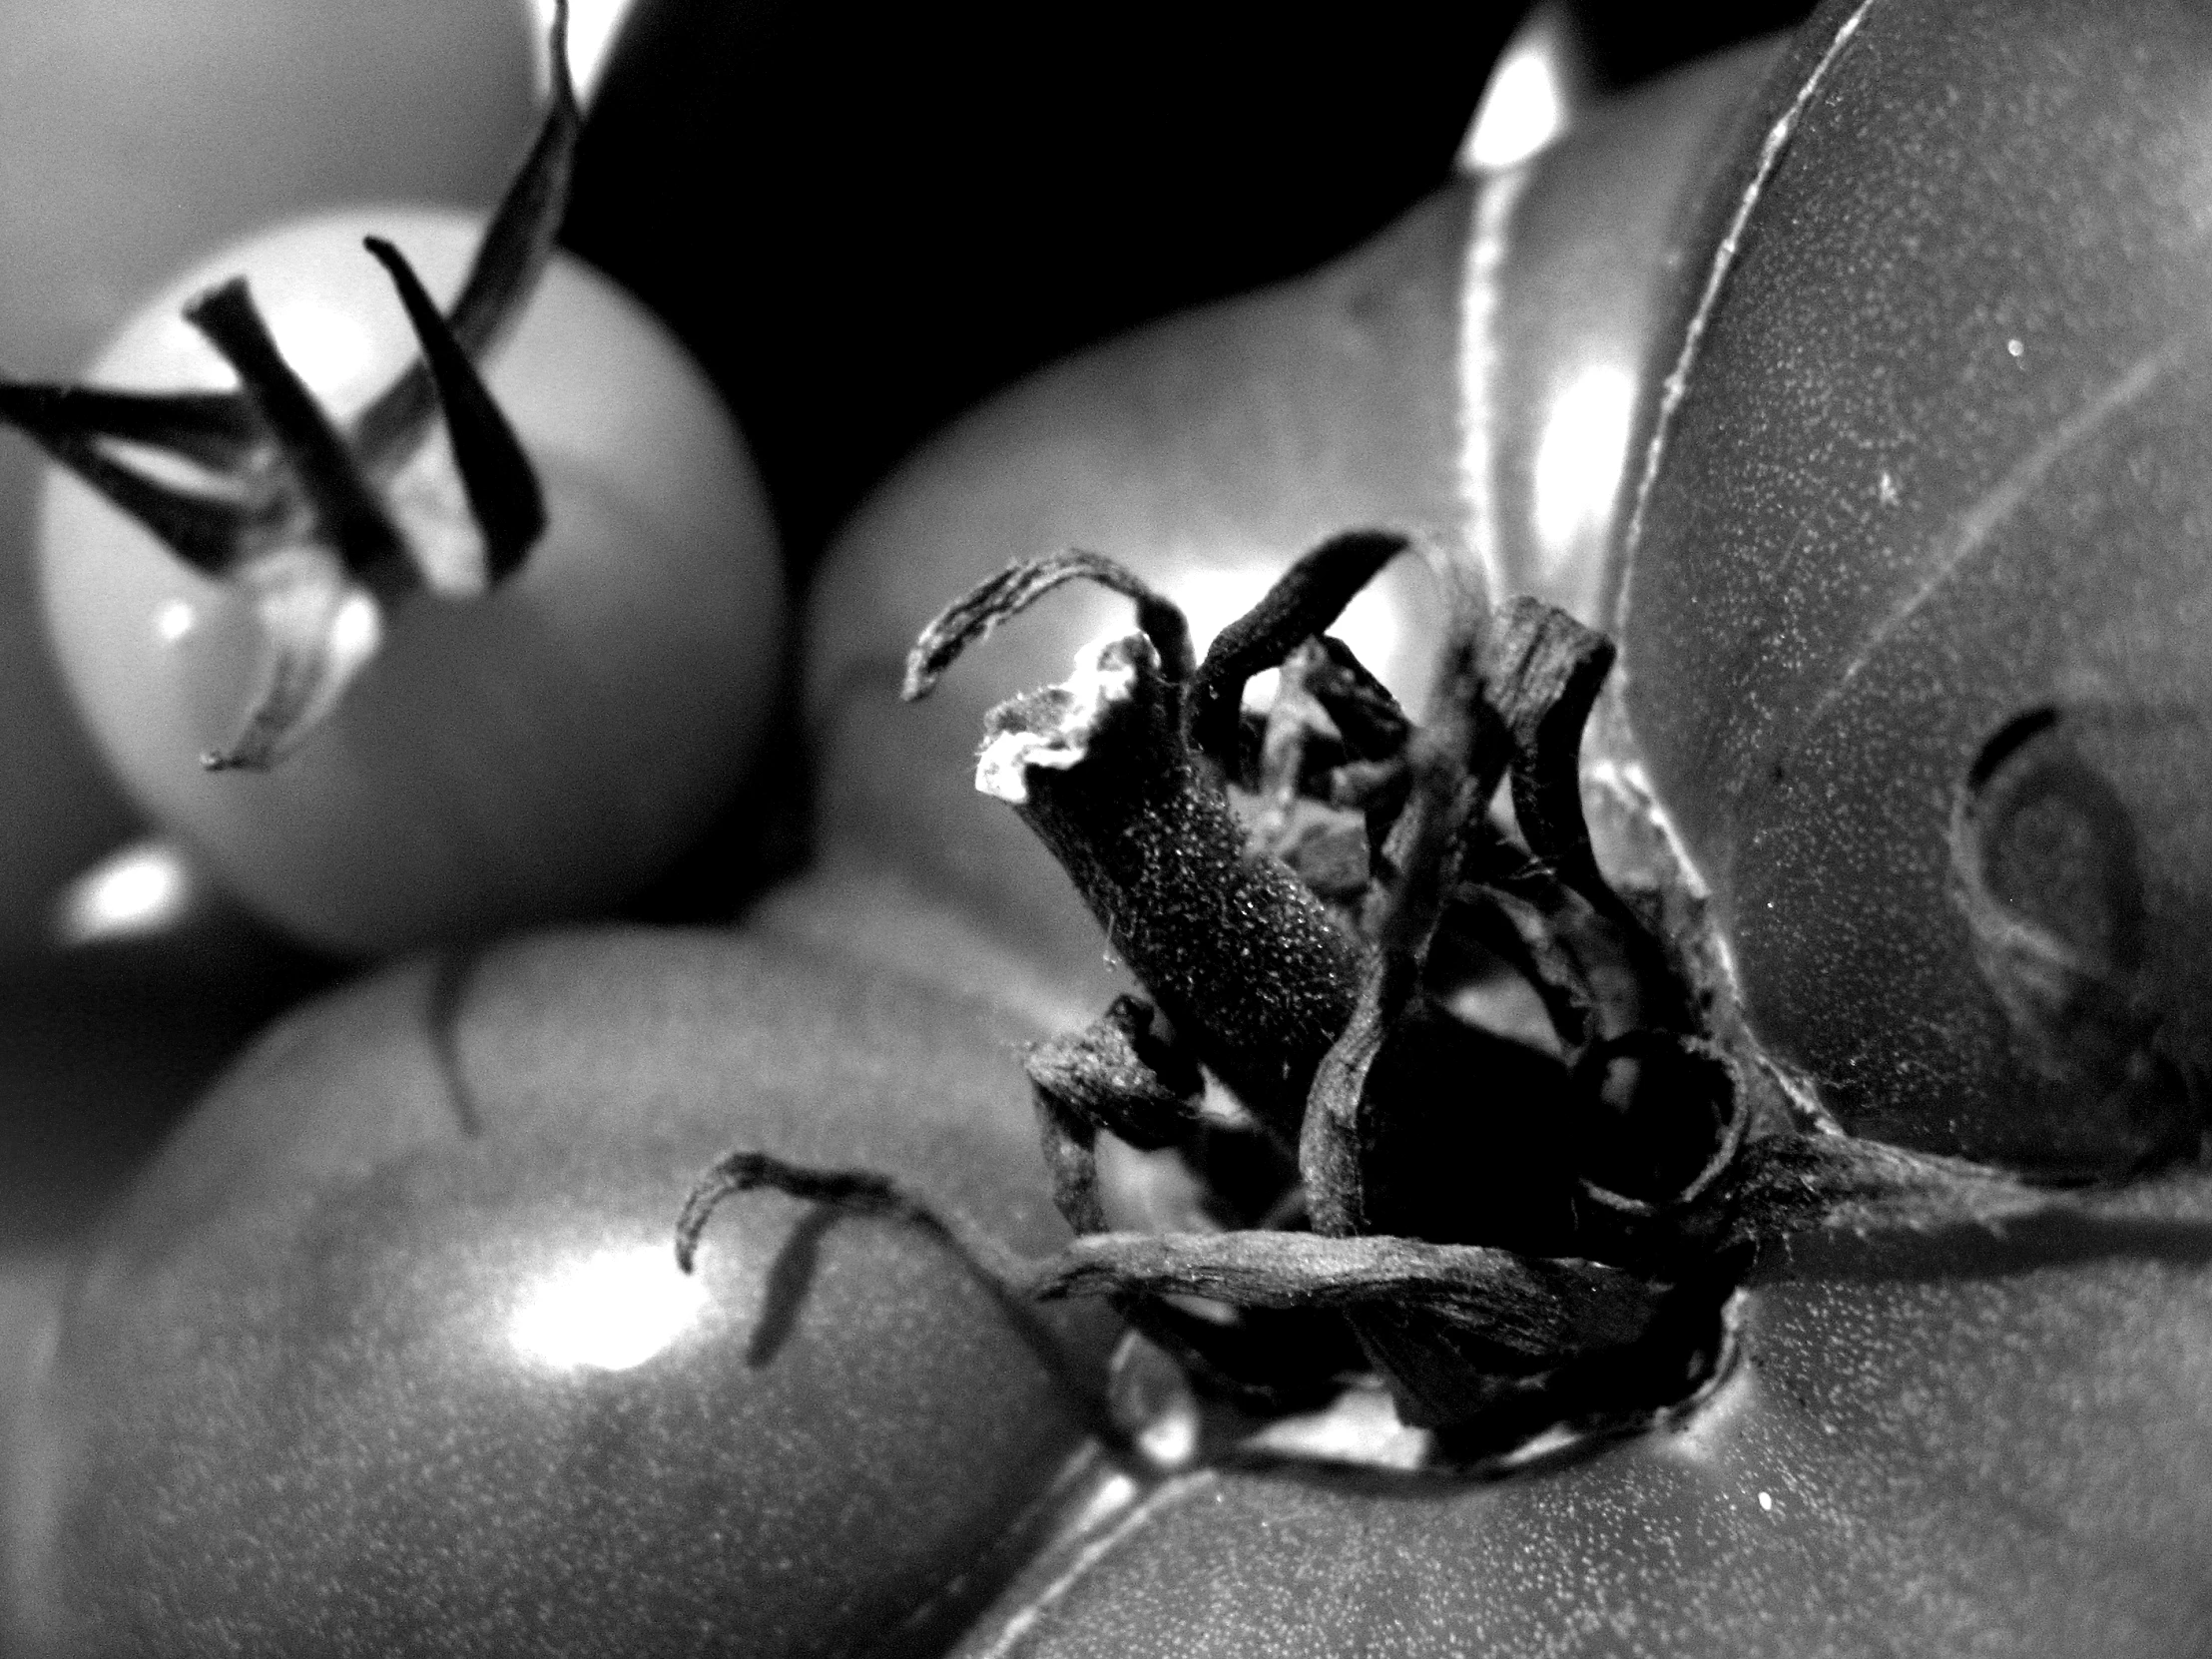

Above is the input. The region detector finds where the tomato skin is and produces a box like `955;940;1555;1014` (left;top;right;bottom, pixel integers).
38;209;784;957
953;1244;2212;1657
0;0;535;957
4;884;1116;1658
1611;0;2212;1170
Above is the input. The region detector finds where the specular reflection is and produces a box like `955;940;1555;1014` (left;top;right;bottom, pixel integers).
509;1242;710;1373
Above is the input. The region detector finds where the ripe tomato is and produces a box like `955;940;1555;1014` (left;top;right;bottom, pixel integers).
799;3;2212;1653
0;0;537;957
3;875;1117;1658
1608;0;2212;1174
34;207;784;956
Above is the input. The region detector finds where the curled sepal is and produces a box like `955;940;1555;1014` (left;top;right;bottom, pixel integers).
0;384;256;576
203;546;384;772
348;0;580;480
185;277;410;591
1026;995;1206;1157
903;550;1197;702
0;384;261;474
363;237;546;588
673;1148;1161;1460
1712;1132;2212;1279
1029;1229;1661;1365
1028;1024;1357;1411
1486;596;1617;916
1185;528;1416;772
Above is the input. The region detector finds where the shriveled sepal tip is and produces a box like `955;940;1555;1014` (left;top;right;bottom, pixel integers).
903;549;1196;704
362;237;546;586
974;633;1152;805
202;549;383;772
1182;527;1414;772
0;0;579;770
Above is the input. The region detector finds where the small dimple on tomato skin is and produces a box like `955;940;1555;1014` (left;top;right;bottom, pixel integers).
37;209;785;958
2;890;1119;1659
1611;0;2212;1168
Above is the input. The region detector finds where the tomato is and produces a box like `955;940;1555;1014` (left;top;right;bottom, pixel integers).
32;206;784;957
3;874;1118;1657
28;4;2212;1654
1606;0;2212;1174
950;1235;2212;1656
791;3;2212;1653
0;0;536;957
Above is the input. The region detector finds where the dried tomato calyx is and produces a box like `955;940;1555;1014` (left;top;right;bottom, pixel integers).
0;1;580;770
889;537;1752;1438
686;534;2212;1461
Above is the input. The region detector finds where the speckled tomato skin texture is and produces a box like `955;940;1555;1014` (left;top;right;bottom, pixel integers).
1613;0;2212;1169
948;1240;2212;1658
3;877;1116;1659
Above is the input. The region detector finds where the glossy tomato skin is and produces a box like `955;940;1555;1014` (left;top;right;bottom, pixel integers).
39;209;785;958
0;0;535;958
1611;0;2212;1170
951;1239;2212;1657
4;876;1116;1659
807;185;1468;989
1463;36;1784;626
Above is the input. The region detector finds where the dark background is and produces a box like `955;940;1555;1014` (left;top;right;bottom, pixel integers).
565;0;1818;573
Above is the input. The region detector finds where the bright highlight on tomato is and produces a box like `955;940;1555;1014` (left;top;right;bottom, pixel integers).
2;899;1114;1658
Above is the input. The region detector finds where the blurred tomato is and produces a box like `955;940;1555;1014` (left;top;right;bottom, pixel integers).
37;208;784;955
0;0;535;956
